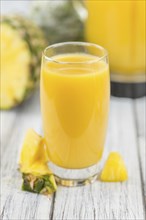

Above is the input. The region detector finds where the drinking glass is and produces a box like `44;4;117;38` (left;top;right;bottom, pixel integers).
40;42;110;186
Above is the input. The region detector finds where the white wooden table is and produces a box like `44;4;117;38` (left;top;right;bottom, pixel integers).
1;91;146;220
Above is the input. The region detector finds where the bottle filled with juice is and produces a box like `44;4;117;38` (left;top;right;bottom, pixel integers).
74;0;145;97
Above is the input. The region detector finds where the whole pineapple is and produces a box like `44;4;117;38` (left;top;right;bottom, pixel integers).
30;0;84;44
0;16;46;109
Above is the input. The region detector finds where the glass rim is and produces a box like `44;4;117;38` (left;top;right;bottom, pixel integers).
43;41;108;64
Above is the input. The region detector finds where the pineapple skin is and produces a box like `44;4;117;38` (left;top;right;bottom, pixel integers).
22;173;57;195
30;0;84;44
1;16;46;109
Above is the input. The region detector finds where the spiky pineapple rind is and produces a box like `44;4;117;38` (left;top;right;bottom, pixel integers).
31;1;84;44
22;173;57;195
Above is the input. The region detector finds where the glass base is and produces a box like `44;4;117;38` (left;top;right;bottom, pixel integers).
111;81;146;98
48;161;102;187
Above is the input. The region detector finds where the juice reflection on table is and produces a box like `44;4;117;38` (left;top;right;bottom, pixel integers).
41;53;110;169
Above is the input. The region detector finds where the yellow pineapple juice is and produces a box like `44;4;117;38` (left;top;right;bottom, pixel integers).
41;53;110;169
85;1;145;80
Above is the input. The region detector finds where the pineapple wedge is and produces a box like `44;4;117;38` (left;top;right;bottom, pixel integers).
19;129;48;172
100;152;128;182
19;129;57;195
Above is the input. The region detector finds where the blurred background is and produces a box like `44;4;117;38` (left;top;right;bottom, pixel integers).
1;0;146;110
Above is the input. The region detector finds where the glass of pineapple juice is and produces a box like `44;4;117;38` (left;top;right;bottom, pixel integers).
40;42;110;186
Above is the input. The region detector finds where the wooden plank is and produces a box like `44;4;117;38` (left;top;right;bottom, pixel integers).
1;110;17;155
52;98;145;220
1;92;53;220
135;97;146;204
1;185;53;220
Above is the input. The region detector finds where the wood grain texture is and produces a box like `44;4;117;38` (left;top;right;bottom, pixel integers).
52;98;145;220
135;97;146;205
1;92;54;220
1;95;145;220
1;110;17;155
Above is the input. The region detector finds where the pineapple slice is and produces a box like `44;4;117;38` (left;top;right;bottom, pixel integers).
0;16;46;109
1;23;31;109
100;152;128;182
19;129;48;172
19;129;57;195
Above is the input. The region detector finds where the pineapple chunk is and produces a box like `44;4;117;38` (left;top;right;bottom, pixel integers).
19;129;48;172
100;152;128;182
